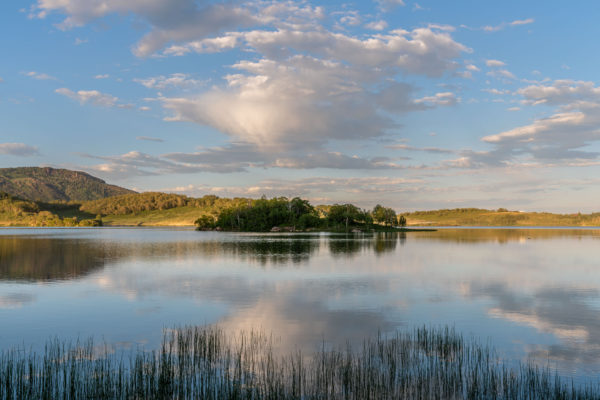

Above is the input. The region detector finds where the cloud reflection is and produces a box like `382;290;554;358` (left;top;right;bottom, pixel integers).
468;282;600;364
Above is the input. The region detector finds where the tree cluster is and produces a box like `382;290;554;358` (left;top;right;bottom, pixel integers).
196;197;321;231
197;197;408;232
372;204;397;226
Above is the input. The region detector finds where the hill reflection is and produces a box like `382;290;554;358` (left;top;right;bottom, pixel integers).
0;232;415;281
1;228;598;281
0;238;108;281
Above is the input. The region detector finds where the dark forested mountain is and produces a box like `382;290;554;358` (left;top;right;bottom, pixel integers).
0;167;134;202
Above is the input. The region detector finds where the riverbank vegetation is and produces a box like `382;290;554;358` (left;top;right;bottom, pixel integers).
2;189;600;228
1;325;598;399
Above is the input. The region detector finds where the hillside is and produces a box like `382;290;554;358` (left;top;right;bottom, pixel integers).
0;167;134;202
0;191;101;227
79;192;250;226
404;208;600;227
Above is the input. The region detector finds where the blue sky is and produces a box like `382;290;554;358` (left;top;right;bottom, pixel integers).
2;0;600;212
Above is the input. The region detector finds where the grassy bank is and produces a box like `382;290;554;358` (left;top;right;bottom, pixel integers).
1;326;598;399
405;208;600;227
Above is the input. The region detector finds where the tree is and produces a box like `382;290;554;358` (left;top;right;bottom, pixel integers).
372;204;386;225
373;204;396;226
398;215;407;227
327;203;361;230
383;207;396;226
195;215;215;230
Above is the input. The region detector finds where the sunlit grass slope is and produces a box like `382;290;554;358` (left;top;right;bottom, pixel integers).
405;208;600;227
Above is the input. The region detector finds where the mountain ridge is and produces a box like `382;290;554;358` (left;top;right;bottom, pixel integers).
0;167;135;202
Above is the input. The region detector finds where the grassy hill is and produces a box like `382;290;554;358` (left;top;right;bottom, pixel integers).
80;192;250;226
404;208;600;227
0;167;134;202
0;192;101;227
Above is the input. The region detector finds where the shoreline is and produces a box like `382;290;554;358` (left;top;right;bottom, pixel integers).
3;224;600;230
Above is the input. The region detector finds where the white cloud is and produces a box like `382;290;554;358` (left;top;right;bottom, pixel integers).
74;37;87;45
374;0;405;11
169;27;468;77
161;56;406;150
21;71;56;80
456;71;472;79
55;88;119;107
164;35;240;56
156;24;467;158
460;80;600;167
466;64;480;72
510;18;535;26
483;88;510;95
365;20;388;31
32;0;260;57
485;59;506;67
94;74;109;79
0;143;40;157
518;80;600;106
338;11;361;27
415;92;459;106
36;1;469;174
487;69;516;80
483;18;534;32
166;176;422;203
134;73;205;90
82;141;410;179
483;112;586;144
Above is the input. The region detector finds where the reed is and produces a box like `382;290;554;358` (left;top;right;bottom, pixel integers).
1;325;598;399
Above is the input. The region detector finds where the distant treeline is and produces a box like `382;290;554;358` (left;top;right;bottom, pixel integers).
80;192;227;215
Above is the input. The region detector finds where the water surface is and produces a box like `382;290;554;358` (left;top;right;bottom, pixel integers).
1;227;599;381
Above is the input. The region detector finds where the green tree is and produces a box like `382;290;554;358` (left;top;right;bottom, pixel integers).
327;204;361;231
398;215;407;227
373;204;397;226
195;215;216;230
383;207;397;226
372;204;386;225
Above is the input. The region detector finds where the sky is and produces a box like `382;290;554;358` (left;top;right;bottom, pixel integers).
1;0;600;212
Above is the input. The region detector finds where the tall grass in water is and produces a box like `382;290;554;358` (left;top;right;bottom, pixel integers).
1;326;598;399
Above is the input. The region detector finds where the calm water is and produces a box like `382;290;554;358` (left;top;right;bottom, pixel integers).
1;227;599;381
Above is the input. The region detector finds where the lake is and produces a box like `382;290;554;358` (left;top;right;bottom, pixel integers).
1;227;599;382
